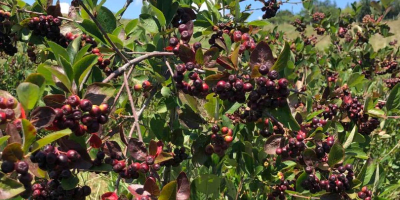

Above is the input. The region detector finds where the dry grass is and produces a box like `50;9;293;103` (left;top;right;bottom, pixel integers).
263;18;400;50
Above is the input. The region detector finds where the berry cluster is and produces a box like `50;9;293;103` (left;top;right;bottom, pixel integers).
327;71;339;82
291;19;306;32
214;75;252;103
315;136;334;161
302;164;354;194
173;64;209;97
134;80;153;92
362;15;376;25
171;8;196;28
261;0;280;19
30;146;79;174
205;125;234;157
64;32;97;50
160;147;189;167
312;12;325;22
358;118;380;135
0;97;17;123
380;60;398;74
375;101;386;109
1;160;33;198
358;186;373;200
0;10;17;56
267;180;295;200
275;131;306;159
310;117;328;129
259;118;274;138
28;15;65;46
91;48;112;75
209;23;233;46
31;181;91;200
302;34;318;46
342;95;364;121
50;95;109;136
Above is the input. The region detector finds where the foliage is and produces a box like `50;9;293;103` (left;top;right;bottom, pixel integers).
0;0;399;200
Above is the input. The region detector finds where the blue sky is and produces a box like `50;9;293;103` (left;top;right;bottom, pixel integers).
23;0;359;21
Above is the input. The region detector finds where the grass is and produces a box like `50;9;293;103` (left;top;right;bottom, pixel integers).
263;18;400;50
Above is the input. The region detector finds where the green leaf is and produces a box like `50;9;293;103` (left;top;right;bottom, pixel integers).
0;135;10;146
43;66;72;92
67;36;82;64
157;0;179;26
248;20;269;26
2;143;24;162
107;34;124;49
347;73;365;88
367;109;385;118
204;93;219;120
27;129;72;156
381;0;394;8
96;6;117;33
161;86;172;97
343;125;357;149
195;49;204;65
0;172;25;199
17;82;40;111
328;142;345;167
271;42;290;72
84;83;116;105
150;4;166;27
76;19;107;44
295;172;307;192
266;103;300;131
47;41;69;63
222;33;231;55
25;73;46;98
155;152;174;164
193;174;221;197
21;119;37;154
139;14;159;33
231;45;240;68
159;181;177;200
125;19;139;34
243;153;254;175
59;56;74;82
73;55;98;88
61;176;79;190
386;83;400;112
74;45;93;65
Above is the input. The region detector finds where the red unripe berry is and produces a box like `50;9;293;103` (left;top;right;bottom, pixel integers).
241;33;250;41
90;105;101;116
92;48;100;54
142;80;152;90
0;112;6;123
358;191;366;199
99;103;109;114
6;98;17;109
361;186;368;193
276;148;282;155
233;33;242;42
278;78;289;88
140;163;150;173
134;84;143;91
224;135;233;143
178;24;188;33
67;150;80;161
202;83;209;92
226;129;233;136
296;134;304;142
131;162;141;171
67;95;81;107
221;127;229;134
61;104;73;115
243;83;253;92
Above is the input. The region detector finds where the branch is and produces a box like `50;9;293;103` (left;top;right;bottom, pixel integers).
117;0;134;20
123;72;143;142
16;9;79;22
102;52;174;83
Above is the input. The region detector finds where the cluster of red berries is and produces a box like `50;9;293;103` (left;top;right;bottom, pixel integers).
291;19;306;32
267;180;295;200
362;15;376;25
50;95;109;136
205;125;234;157
302;34;318;46
209;25;257;53
321;104;339;120
171;8;196;28
28;15;64;46
259;118;274;138
358;117;380;135
342;95;364;121
214;75;252;103
315;136;335;161
312;12;325;22
134;80;152;93
358;186;373;200
209;23;234;47
261;0;280;19
160;147;189;167
327;71;339;82
314;27;326;35
0;10;17;56
380;60;398;74
1;160;33;198
338;27;348;38
276;131;306;159
174;64;209;97
309;117;328;129
0;97;17;123
107;155;160;180
31;180;91;200
64;33;97;51
375;101;386;109
91;48;113;75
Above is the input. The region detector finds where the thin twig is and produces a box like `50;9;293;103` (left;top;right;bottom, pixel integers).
235;177;244;200
16;9;79;22
123;72;143;142
265;111;285;129
137;87;158;117
102;52;174;83
78;0;129;63
117;0;133;20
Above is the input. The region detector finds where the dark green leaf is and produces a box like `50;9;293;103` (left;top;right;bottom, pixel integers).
73;55;98;88
386;83;400;112
28;129;72;155
271;42;290;72
328;142;345;167
0;172;25;199
17;82;39;111
159;181;177;200
96;6;117;33
2;143;24;162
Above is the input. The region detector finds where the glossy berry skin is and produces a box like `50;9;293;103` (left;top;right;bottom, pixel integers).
241;33;250;41
259;64;269;75
178;24;188;33
276;148;282;155
202;83;209;92
169;37;179;47
224;136;233;143
67;95;81;107
82;185;91;196
278;78;289;88
134;84;143;91
1;160;15;173
15;161;29;174
67;150;80;161
146;156;155;165
6;98;17;109
358;191;366;199
142;81;152;90
193;42;202;50
18;173;33;185
99;103;109;114
181;31;191;41
80;99;93;112
90;105;101;116
140;163;150;173
268;70;279;80
233;32;242;42
243;83;253;92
